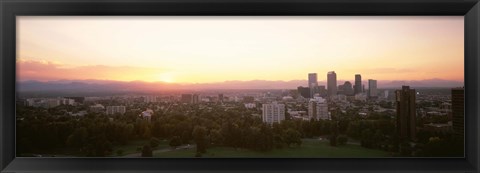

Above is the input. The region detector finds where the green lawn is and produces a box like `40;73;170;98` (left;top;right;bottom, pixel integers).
154;139;390;158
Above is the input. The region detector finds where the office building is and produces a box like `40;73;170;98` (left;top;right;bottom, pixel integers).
395;86;416;141
106;106;126;115
262;102;285;125
308;97;330;120
452;87;464;137
297;86;311;98
308;73;318;86
343;81;354;96
368;79;378;99
308;73;319;97
327;71;337;97
354;74;362;94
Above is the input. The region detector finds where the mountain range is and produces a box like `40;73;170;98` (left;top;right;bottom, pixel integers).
18;79;464;93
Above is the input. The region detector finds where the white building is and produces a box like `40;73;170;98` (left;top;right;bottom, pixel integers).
59;98;75;105
144;96;157;103
25;98;74;108
139;109;154;121
262;102;285;125
355;93;367;101
244;103;256;109
90;104;105;113
308;97;330;120
106;106;126;115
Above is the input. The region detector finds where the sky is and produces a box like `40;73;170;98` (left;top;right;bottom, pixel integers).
17;16;464;84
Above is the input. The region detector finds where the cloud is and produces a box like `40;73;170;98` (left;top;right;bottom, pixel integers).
17;59;167;82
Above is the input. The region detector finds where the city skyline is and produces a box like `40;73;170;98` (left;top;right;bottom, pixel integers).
17;16;464;84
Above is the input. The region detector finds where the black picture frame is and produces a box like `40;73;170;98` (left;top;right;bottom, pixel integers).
1;0;479;172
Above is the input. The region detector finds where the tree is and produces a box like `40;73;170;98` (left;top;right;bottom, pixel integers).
169;136;182;149
337;135;348;146
141;144;153;157
116;149;124;156
192;126;208;153
66;127;88;149
209;129;223;146
284;128;302;147
150;137;161;148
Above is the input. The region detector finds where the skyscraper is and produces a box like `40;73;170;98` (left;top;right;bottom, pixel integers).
262;102;285;125
343;81;354;96
368;79;378;99
327;71;337;97
308;73;318;97
354;74;362;94
452;87;464;137
395;86;416;141
308;73;318;86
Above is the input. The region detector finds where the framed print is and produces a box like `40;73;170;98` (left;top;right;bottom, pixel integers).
1;0;479;172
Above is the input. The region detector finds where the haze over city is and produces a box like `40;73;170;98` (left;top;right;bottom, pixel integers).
16;16;465;158
17;16;463;87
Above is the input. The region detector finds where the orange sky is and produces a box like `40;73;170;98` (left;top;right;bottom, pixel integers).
17;16;464;83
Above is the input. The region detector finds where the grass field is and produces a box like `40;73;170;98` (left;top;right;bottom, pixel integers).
153;139;390;158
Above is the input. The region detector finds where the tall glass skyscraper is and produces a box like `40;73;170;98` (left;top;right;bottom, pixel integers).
354;74;362;94
308;73;318;98
368;79;378;98
327;71;337;97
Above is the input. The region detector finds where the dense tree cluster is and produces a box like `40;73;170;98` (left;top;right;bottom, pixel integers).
17;103;304;156
16;100;461;157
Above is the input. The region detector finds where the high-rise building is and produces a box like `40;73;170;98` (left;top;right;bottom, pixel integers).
368;79;378;99
395;86;416;141
106;106;126;115
308;73;318;97
343;81;354;96
452;87;464;137
308;97;329;120
354;74;362;94
327;71;337;97
262;102;285;125
308;73;318;86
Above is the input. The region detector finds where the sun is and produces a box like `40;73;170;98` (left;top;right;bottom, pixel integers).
157;73;175;83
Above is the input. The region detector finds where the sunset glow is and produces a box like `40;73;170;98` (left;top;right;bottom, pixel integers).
17;16;464;83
